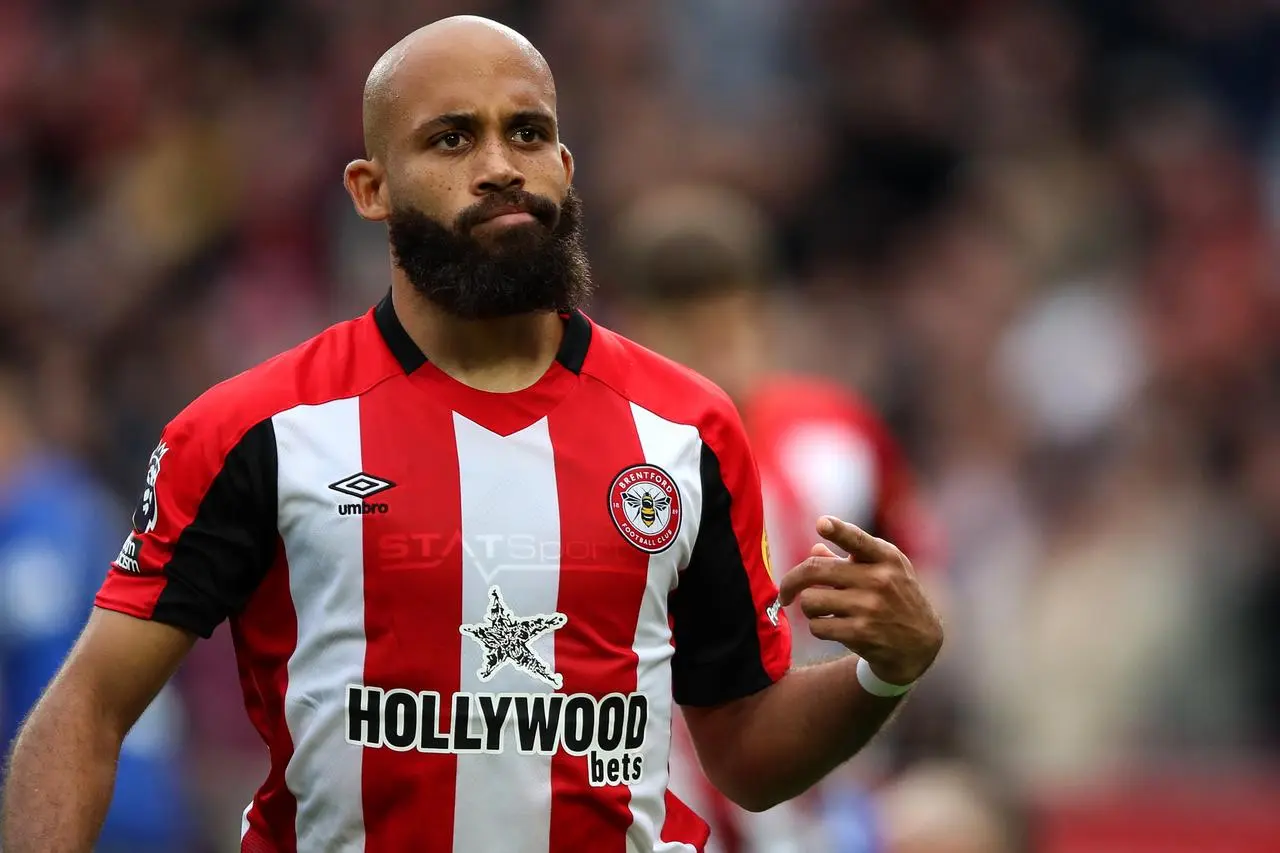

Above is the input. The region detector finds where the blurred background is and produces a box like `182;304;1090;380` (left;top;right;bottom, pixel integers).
2;0;1279;851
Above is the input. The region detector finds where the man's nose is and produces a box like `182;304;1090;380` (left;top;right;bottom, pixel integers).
472;136;525;195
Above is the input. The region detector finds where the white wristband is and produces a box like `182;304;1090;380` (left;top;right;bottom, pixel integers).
856;657;915;698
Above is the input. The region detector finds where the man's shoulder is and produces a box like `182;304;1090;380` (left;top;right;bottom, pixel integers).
170;309;397;448
583;321;739;432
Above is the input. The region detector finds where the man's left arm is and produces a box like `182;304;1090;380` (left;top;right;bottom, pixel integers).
677;407;943;812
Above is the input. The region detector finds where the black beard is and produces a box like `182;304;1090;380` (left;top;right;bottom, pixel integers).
387;186;593;320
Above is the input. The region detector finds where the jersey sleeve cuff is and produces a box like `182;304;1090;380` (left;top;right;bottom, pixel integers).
94;575;222;639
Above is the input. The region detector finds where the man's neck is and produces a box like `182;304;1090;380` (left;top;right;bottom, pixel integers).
390;281;565;393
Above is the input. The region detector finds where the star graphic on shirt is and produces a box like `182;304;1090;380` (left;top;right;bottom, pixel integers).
459;586;568;689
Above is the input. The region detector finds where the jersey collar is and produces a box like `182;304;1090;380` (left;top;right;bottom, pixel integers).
373;290;592;376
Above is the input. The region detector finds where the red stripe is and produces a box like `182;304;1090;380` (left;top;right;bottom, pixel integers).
360;385;463;853
235;540;298;853
547;382;652;852
661;790;711;851
660;788;711;845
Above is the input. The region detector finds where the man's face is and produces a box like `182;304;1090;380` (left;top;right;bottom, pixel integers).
384;54;571;247
376;59;590;318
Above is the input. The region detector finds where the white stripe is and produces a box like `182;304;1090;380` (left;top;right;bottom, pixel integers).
275;399;367;852
452;414;561;853
240;801;252;841
630;404;704;575
628;403;703;852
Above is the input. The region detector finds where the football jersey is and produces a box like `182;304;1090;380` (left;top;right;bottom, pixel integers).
95;293;792;853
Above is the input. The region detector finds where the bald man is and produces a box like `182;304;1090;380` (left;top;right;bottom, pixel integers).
1;17;942;853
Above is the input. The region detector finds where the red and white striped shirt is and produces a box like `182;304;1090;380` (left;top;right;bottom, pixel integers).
96;294;792;853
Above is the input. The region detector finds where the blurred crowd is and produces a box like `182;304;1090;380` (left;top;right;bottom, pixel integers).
2;0;1280;850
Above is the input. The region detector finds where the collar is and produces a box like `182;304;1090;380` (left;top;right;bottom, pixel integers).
373;291;591;376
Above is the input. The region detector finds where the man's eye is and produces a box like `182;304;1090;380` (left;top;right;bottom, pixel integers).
513;127;544;144
436;132;467;150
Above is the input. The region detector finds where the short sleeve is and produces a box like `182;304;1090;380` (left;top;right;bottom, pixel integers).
671;406;792;707
94;412;279;639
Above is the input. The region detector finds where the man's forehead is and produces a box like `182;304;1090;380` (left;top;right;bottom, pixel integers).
393;60;555;123
410;81;555;119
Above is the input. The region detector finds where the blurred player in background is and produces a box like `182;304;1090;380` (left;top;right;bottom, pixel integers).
0;338;196;853
610;185;942;853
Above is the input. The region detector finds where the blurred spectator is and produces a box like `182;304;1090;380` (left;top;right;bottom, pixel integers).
875;761;1025;853
0;336;197;853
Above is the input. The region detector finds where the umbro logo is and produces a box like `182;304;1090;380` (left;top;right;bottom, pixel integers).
329;472;396;499
329;472;396;516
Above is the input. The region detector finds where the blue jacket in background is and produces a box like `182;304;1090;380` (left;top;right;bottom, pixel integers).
0;453;195;851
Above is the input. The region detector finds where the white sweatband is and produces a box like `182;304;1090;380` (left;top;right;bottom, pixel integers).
856;657;915;698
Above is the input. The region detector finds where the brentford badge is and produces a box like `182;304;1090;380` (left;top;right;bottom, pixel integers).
609;464;682;554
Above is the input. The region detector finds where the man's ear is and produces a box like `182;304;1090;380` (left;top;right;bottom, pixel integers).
344;158;390;222
560;143;575;187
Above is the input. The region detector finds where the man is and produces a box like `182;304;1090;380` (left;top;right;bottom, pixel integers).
0;340;196;852
608;185;942;852
1;16;942;853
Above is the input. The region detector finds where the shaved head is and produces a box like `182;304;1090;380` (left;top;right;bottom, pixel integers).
362;16;556;160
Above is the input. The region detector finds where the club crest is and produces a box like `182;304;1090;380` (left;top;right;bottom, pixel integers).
609;464;682;554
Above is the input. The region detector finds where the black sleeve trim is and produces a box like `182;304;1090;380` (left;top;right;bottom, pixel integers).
152;418;278;638
670;442;773;707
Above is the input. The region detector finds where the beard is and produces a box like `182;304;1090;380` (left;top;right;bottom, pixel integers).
387;186;593;320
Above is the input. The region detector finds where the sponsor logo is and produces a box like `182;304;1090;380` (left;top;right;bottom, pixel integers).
337;502;389;516
766;597;782;627
131;441;169;534
329;471;396;516
460;586;567;688
346;686;649;787
112;533;144;574
377;532;634;580
608;464;681;554
329;472;397;499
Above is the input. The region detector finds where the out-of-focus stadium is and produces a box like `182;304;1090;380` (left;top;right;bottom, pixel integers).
2;1;1279;851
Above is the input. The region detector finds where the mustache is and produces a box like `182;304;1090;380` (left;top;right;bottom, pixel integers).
455;189;560;233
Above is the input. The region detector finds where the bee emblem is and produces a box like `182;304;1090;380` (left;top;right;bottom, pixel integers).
623;488;671;528
609;464;683;554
